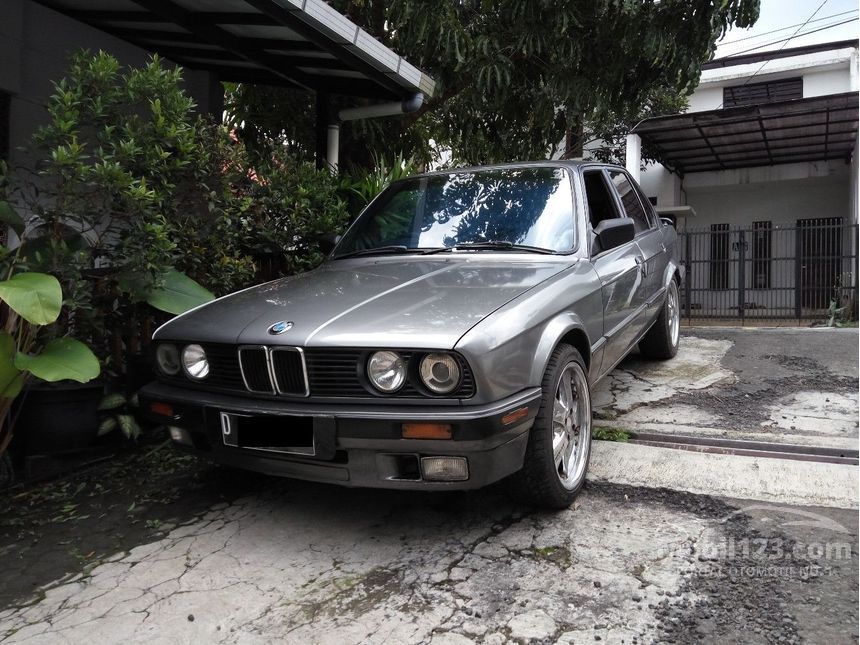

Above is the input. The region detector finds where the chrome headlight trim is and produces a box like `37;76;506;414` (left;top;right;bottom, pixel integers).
366;350;407;393
419;352;462;394
181;344;210;380
155;343;181;376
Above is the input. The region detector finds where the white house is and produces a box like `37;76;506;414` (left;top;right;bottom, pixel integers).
627;40;859;323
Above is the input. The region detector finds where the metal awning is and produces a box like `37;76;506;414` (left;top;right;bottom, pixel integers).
34;0;435;101
631;92;858;174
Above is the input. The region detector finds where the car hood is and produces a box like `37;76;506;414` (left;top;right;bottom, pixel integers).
155;256;575;349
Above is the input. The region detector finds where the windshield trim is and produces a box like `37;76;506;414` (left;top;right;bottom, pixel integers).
330;164;579;259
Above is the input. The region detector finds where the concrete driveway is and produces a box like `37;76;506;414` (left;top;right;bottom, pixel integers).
1;328;857;644
595;328;858;448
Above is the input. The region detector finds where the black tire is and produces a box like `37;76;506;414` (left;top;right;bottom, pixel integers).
639;279;680;360
508;343;592;510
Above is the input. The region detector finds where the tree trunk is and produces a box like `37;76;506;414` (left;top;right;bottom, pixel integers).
561;112;584;159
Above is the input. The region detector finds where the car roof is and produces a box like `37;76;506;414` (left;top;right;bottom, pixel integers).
406;159;627;180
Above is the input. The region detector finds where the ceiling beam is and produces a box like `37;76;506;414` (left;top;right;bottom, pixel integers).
243;0;408;97
127;0;318;92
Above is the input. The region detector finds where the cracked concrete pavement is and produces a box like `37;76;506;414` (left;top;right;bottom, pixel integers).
2;481;856;644
1;327;857;643
593;328;859;450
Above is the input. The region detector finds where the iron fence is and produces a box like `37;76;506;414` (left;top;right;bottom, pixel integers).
678;219;858;325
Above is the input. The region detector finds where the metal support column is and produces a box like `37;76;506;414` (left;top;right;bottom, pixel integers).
314;92;330;170
737;230;746;325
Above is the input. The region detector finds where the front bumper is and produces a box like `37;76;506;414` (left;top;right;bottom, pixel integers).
139;382;541;490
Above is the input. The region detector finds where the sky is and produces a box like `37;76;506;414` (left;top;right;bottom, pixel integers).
715;0;859;58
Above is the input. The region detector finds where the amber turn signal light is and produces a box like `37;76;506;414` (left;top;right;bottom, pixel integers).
150;401;175;418
402;423;452;440
501;407;529;426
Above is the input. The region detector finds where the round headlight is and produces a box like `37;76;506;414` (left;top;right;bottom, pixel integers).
366;351;406;393
155;344;181;376
181;344;209;380
419;353;461;394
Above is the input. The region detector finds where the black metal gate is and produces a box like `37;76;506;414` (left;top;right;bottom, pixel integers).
678;219;858;324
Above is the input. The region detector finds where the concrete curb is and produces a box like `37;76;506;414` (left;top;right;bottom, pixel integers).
588;440;859;509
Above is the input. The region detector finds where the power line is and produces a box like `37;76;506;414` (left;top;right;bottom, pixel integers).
723;17;858;57
715;0;831;110
719;9;858;45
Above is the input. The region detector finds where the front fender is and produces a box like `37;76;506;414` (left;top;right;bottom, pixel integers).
527;313;598;386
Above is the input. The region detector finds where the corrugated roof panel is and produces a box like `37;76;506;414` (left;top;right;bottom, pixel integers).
633;92;858;173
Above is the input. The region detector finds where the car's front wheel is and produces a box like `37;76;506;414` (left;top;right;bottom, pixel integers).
509;343;592;509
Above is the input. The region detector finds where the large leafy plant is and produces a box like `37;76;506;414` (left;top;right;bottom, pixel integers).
0;272;100;456
0;51;216;369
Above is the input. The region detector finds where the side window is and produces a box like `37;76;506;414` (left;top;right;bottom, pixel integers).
582;170;621;230
608;171;651;235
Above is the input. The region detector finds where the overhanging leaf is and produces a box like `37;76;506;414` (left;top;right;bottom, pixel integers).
117;414;141;440
98;417;118;435
0;201;25;237
146;270;215;315
98;392;126;411
0;331;24;399
14;337;101;383
0;273;63;325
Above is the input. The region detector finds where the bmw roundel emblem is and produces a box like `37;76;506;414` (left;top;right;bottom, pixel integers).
268;321;293;335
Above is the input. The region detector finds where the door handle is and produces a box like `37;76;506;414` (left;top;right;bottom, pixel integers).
635;257;647;276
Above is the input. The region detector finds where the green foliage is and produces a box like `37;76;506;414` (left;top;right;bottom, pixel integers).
0;271;101;457
13;337;101;383
0;333;24;399
239;152;351;275
592;426;631;443
231;1;759;167
97;392;142;441
146;270;215;315
0;273;62;326
342;153;419;214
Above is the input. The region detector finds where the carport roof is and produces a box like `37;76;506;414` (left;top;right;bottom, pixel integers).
631;91;858;174
34;0;435;101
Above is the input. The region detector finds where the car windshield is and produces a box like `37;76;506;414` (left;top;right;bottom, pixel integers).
333;166;575;256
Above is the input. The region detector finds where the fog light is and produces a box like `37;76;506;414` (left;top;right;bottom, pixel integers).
421;456;469;482
168;426;193;446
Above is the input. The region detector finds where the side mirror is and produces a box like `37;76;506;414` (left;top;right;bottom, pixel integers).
594;217;635;252
316;233;341;255
660;216;676;228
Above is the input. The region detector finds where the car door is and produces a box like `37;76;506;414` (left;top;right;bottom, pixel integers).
582;168;648;375
607;169;667;321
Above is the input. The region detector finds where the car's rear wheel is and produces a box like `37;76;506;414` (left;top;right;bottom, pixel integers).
509;343;592;509
639;279;680;359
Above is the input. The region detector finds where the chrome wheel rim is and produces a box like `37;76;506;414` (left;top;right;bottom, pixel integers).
668;283;680;348
551;362;591;490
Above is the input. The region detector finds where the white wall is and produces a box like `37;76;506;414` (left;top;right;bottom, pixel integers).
803;66;853;98
684;173;850;230
0;0;219;168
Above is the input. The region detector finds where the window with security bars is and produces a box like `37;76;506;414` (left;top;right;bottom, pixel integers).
723;77;802;108
710;223;730;290
752;221;772;289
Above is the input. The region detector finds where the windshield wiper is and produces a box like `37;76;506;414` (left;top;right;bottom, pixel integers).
334;245;409;259
454;241;555;254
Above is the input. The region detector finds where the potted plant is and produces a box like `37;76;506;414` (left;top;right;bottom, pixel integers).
0;271;101;458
